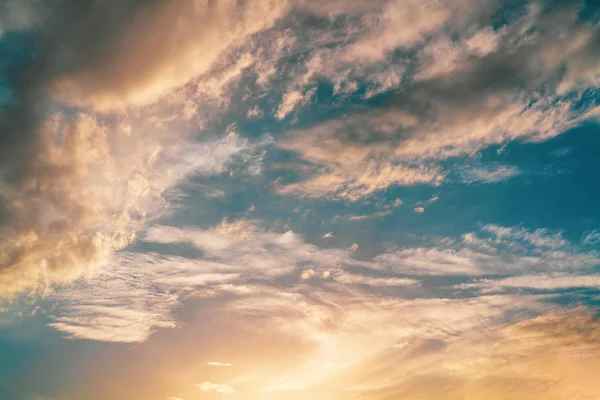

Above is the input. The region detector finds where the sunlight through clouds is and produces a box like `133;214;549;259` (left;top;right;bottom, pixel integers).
1;1;600;399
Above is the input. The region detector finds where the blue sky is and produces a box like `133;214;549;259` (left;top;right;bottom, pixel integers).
1;1;600;399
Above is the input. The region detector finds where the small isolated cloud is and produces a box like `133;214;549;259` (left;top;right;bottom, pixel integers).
322;232;334;239
300;269;316;280
392;198;403;207
416;196;439;206
208;362;232;367
414;207;425;213
196;381;234;393
350;243;359;251
460;164;521;184
347;215;370;221
247;105;264;119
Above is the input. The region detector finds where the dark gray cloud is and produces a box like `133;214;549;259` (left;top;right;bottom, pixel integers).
0;0;290;294
0;0;153;180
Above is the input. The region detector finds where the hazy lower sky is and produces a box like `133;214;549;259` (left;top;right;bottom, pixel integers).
1;1;600;399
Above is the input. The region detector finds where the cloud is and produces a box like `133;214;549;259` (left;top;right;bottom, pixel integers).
274;88;584;199
460;164;522;183
1;0;284;182
208;362;232;367
0;0;43;36
426;196;438;203
275;88;316;120
33;218;600;399
583;230;600;245
249;293;549;395
0;120;265;297
196;381;235;393
375;224;600;276
275;0;481;106
47;0;290;110
481;224;568;249
47;250;242;342
300;269;316;280
0;0;286;298
415;195;439;207
334;273;420;287
143;221;363;278
43;219;600;345
246;105;264;119
333;308;600;400
278;163;443;201
413;207;425;213
416;26;503;80
52;279;600;399
266;1;600;202
1;3;599;400
347;215;370;221
276;114;444;199
463;274;600;292
4;0;599;299
44;219;373;341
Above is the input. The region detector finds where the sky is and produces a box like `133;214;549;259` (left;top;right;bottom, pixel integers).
1;0;600;399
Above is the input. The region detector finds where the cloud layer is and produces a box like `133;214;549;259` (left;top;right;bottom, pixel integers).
1;1;600;400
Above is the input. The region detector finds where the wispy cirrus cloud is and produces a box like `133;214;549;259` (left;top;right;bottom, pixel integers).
583;230;600;246
45;220;599;343
196;381;235;393
34;217;600;399
375;224;599;276
461;274;600;293
459;164;522;184
46;217;370;342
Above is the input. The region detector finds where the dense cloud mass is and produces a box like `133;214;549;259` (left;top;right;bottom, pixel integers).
0;0;286;295
1;1;600;399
